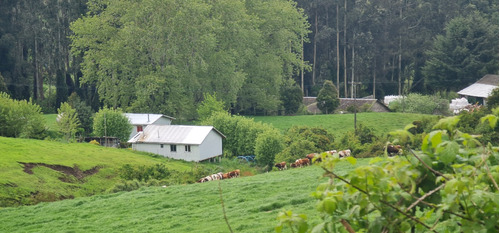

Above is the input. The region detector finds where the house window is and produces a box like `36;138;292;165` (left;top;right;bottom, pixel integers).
185;145;191;152
170;145;177;152
137;126;143;132
160;144;164;148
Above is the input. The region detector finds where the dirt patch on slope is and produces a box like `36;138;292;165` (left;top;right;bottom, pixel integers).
19;162;101;182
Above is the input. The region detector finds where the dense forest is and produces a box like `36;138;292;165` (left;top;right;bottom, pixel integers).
0;0;498;119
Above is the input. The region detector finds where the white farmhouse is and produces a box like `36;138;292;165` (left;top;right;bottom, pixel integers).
124;113;175;140
128;125;225;162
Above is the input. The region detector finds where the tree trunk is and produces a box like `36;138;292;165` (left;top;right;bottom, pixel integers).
301;36;304;95
373;58;376;98
351;32;355;99
312;9;318;87
398;0;403;96
336;4;340;98
343;0;347;98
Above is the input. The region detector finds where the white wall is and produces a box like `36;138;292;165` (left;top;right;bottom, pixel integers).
132;143;201;161
199;130;223;161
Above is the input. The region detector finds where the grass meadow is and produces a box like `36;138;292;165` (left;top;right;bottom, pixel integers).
0;136;208;206
0;159;369;232
252;112;435;139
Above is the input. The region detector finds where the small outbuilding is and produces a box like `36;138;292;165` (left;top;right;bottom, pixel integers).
128;125;225;162
124;113;175;140
457;74;499;105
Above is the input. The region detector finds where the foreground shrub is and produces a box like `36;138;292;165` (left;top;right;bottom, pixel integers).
0;92;46;139
277;112;499;233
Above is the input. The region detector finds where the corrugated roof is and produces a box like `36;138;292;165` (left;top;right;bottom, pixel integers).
477;74;499;86
458;83;498;98
128;125;225;145
124;113;175;125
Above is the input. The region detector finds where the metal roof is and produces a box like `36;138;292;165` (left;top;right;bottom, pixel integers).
458;83;498;98
128;125;225;145
124;113;175;125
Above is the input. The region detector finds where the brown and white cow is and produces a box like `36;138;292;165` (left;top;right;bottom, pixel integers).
387;145;402;156
274;161;287;170
338;149;351;158
295;158;310;167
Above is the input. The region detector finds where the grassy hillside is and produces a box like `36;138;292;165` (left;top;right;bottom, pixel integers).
0;159;368;232
0;137;244;207
253;112;435;139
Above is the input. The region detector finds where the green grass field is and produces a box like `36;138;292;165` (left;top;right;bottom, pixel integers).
0;158;368;232
0;136;238;207
252;112;435;139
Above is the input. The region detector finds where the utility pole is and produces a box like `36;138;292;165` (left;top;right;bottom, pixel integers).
349;81;362;132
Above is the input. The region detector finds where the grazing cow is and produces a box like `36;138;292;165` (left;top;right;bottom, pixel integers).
306;153;321;163
274;162;287;170
295;158;310;167
387;145;402;156
222;172;229;179
197;175;212;183
338;149;351;158
290;162;298;168
228;169;240;178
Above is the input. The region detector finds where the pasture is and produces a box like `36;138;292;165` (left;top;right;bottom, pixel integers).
0;136;251;207
0;159;368;232
253;112;434;139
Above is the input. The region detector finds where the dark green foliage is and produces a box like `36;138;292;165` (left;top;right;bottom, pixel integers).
255;131;284;168
280;81;303;115
197;93;227;121
202;112;278;156
457;107;498;146
56;70;68;109
316;80;339;114
0;92;46;139
486;88;499;110
275;126;334;163
389;93;450;115
336;124;381;157
423;13;498;91
67;93;94;136
119;164;171;182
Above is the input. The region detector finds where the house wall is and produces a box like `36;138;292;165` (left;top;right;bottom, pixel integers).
132;143;201;161
199;130;223;161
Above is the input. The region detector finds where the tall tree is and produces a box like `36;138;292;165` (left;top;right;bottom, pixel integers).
423;13;499;91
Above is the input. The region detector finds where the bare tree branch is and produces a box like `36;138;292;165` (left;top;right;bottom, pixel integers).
218;181;234;233
407;148;449;180
406;183;445;212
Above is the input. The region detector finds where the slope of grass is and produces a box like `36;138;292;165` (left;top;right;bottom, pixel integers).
0;136;213;206
0;159;369;232
43;114;59;131
252;112;435;138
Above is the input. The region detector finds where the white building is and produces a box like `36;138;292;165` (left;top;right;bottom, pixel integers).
458;74;499;105
128;125;225;162
124;113;175;140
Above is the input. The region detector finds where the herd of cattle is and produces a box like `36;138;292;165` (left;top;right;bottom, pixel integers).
197;145;402;182
274;149;352;171
197;169;240;183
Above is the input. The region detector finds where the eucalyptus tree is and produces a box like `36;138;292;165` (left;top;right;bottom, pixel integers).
71;0;309;118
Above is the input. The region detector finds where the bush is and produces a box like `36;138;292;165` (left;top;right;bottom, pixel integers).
0;92;46;139
93;107;132;142
275;126;334;163
389;93;450;115
202;112;278;156
255;130;284;168
57;102;81;142
67;92;94;136
119;164;171;182
316;80;340;114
